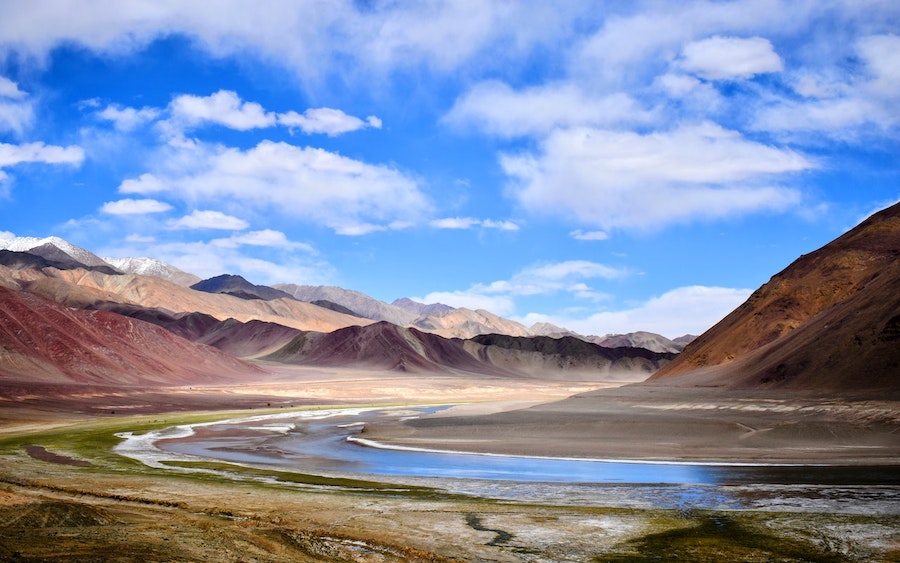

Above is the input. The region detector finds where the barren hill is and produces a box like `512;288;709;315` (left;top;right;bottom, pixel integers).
0;286;262;386
649;202;900;396
265;321;674;379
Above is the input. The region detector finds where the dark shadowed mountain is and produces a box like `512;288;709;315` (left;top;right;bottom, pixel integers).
265;321;674;378
191;274;297;301
649;202;900;397
91;302;302;358
310;299;362;317
0;248;119;275
0;287;263;386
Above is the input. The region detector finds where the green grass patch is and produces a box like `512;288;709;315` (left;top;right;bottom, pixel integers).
158;460;474;501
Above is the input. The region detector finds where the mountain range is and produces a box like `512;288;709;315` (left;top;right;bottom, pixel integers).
3;201;896;396
0;237;678;386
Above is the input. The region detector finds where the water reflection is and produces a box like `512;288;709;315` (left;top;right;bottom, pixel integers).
155;407;900;487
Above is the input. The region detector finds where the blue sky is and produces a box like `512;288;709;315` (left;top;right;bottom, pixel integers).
0;1;897;338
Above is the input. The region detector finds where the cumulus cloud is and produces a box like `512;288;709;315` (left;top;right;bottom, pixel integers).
117;139;429;235
166;90;275;132
101;198;172;215
679;36;783;80
97;104;161;131
444;81;652;137
278;107;382;136
520;285;752;338
502;122;811;231
166;210;249;230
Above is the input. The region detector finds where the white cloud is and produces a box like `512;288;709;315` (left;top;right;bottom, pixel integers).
679;36;783;80
0;141;84;168
0;76;26;99
520;286;752;338
119;139;429;235
753;34;900;138
422;260;627;316
278;107;381;136
444;81;652;137
167;90;275;132
502;123;811;231
570;229;609;241
97;104;160;131
0;230;15;240
118;173;168;194
430;217;479;230
166;210;249;230
101;198;172;215
0;142;84;190
211;229;315;253
430;217;519;231
858;34;900;99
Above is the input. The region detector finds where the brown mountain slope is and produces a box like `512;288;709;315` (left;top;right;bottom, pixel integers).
0;287;263;386
4;266;371;333
652;202;900;381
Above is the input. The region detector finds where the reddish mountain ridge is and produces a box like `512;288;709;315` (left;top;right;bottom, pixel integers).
649;202;900;395
0;286;263;386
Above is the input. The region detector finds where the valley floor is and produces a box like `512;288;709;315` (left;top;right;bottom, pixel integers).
1;367;898;561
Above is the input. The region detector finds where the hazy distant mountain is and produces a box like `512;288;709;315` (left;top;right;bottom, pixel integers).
411;307;533;338
391;297;453;316
104;256;201;287
594;331;686;354
276;284;417;326
0;236;112;269
649;202;900;397
530;321;581;339
192;274;296;301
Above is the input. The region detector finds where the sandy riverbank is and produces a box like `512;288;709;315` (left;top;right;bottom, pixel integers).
360;385;900;465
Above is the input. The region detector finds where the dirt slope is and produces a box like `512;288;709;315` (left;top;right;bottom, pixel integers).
652;202;900;385
0;286;262;386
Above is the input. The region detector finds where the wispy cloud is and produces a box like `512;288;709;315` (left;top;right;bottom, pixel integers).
519;285;752;338
100;198;172;215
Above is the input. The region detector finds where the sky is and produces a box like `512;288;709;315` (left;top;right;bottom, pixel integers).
0;1;898;338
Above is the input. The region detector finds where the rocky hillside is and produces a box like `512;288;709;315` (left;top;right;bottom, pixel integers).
649;202;900;396
264;321;674;379
0;286;262;386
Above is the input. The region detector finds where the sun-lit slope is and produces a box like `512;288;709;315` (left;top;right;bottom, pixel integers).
411;307;533;339
0;286;262;385
8;267;373;333
652;202;900;380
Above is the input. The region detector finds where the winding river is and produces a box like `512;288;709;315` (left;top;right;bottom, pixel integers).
115;406;900;512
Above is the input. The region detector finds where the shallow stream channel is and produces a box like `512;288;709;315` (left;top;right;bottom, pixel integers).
115;406;900;513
